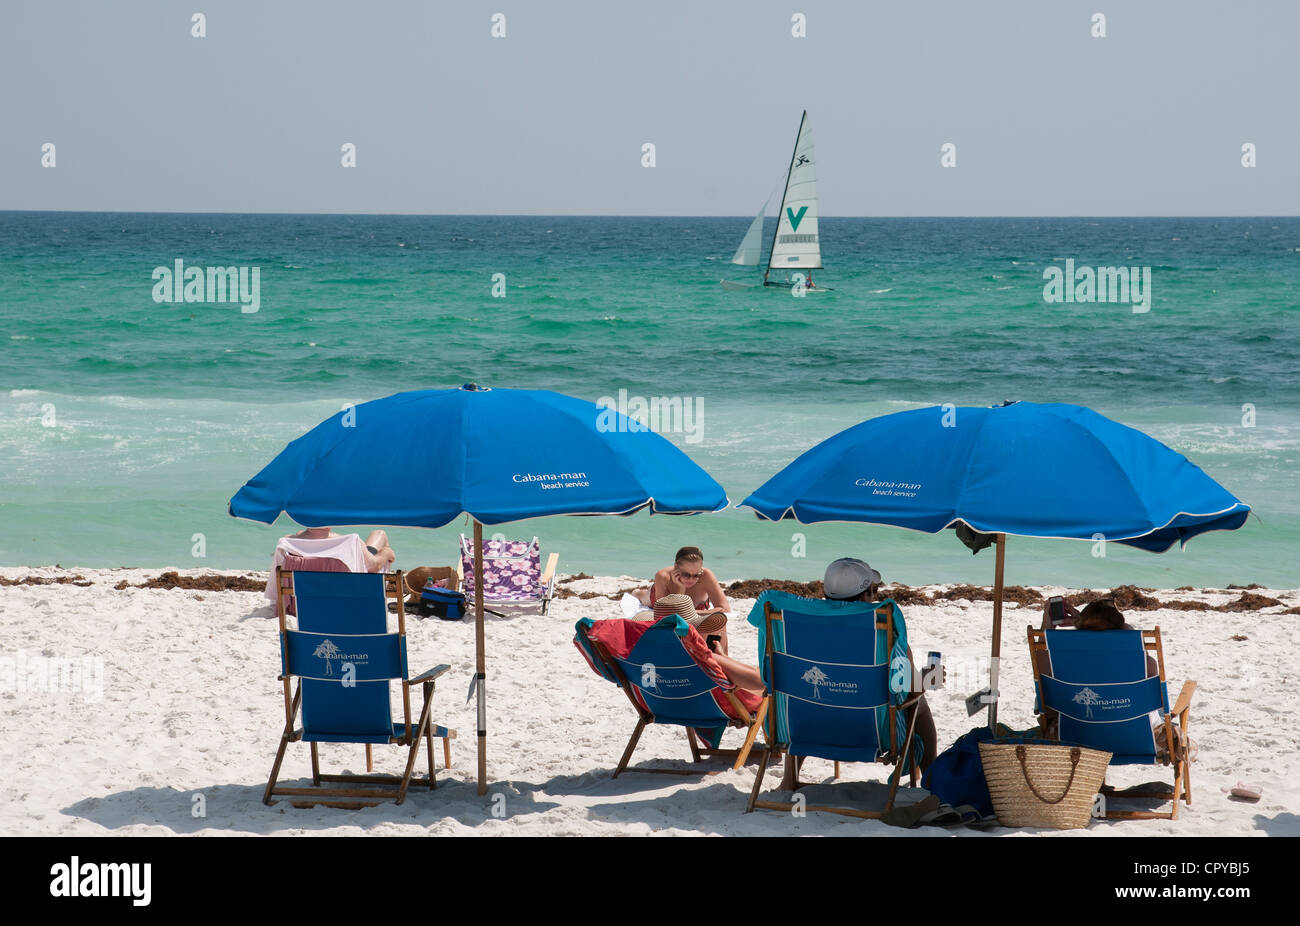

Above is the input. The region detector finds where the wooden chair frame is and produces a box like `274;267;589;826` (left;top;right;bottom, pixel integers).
747;601;922;819
581;628;770;777
264;568;456;809
1028;624;1195;821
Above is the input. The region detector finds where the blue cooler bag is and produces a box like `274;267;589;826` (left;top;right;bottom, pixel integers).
421;585;466;620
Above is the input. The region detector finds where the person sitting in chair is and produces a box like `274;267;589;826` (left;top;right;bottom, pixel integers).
653;594;765;694
288;526;396;573
634;546;734;654
1035;597;1157;678
779;557;940;791
264;527;397;606
1035;598;1183;757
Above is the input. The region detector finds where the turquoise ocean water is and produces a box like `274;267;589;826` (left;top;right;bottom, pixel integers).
1;212;1296;587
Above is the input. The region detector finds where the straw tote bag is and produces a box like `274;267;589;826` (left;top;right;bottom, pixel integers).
979;742;1111;829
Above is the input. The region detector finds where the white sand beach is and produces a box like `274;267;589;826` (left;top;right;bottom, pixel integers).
2;566;1296;837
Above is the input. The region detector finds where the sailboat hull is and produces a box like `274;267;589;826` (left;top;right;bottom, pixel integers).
763;280;833;292
720;278;833;292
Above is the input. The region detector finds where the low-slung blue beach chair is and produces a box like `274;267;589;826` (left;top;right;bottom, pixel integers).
264;568;456;808
747;594;924;819
574;616;769;777
1028;625;1195;820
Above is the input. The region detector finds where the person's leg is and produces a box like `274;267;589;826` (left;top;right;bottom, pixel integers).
898;647;939;772
913;696;938;773
632;587;652;607
778;755;806;791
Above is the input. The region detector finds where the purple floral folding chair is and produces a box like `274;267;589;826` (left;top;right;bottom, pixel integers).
458;535;560;616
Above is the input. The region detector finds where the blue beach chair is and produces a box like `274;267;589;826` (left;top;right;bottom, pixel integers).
264;568;456;808
746;594;925;818
1028;626;1195;820
574;616;769;777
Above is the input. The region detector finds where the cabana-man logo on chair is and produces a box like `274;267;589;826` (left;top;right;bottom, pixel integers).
640;662;688;693
1071;686;1131;719
1073;687;1101;718
802;666;858;701
802;666;829;698
312;639;368;677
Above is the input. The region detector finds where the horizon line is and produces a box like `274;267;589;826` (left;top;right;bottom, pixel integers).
4;209;1299;220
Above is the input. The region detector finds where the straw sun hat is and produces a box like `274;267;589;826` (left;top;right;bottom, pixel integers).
653;593;727;635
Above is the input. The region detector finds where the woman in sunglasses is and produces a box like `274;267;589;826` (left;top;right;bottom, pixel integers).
634;546;734;654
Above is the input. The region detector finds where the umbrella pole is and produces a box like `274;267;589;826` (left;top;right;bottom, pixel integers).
988;533;1006;730
474;519;487;795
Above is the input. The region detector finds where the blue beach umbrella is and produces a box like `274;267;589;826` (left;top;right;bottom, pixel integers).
230;385;727;527
231;384;728;792
741;401;1250;725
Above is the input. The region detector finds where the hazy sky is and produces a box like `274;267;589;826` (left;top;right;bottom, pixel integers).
2;0;1296;215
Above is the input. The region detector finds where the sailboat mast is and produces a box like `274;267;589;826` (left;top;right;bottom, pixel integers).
765;109;806;284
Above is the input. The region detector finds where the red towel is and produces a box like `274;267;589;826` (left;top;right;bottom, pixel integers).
580;618;762;721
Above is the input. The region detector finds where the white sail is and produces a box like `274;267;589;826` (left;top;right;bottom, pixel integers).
730;206;766;265
767;111;822;273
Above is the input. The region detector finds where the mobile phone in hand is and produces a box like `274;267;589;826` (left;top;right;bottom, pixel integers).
1048;596;1066;627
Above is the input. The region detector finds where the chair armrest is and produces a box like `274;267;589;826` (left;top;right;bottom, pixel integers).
410;664;452;685
1170;680;1196;717
541;552;559;587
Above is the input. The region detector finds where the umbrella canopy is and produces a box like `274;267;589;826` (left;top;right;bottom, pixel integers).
740;401;1250;726
231;384;728;792
231;385;727;526
742;401;1248;550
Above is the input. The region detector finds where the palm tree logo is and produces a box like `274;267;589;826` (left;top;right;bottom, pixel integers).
1073;686;1101;719
313;639;342;676
802;666;829;699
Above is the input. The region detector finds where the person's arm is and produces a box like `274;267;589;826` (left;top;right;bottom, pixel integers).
712;652;763;692
1041;598;1079;630
698;568;731;614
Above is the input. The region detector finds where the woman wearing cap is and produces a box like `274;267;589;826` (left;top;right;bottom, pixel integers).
779;557;940;791
635;546;735;654
652;594;765;693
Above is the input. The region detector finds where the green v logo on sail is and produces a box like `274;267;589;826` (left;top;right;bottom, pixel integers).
786;206;808;231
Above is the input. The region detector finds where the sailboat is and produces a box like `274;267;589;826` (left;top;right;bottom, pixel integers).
720;110;830;292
